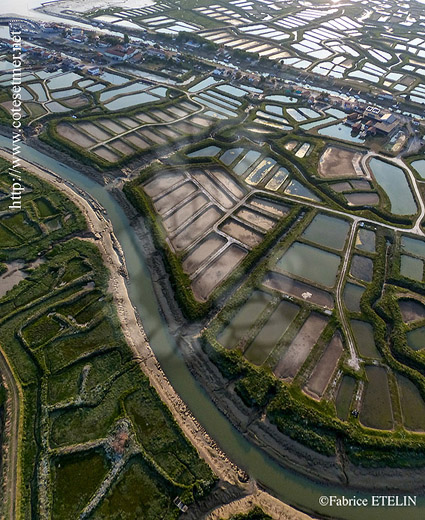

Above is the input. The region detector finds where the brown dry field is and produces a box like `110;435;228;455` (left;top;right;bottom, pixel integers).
126;133;150;149
236;207;276;231
79;122;112;141
62;95;89;108
167;105;189;117
92;145;120;162
192;170;235;209
140;128;166;145
182;233;227;274
304;332;343;399
162;193;209;233
56;122;96;148
150;109;175;122
144;172;185;198
220;218;263;248
153;181;197;215
249;197;289;217
208;168;245;199
98;118;128;134
263;271;334;308
345;192;380;206
109;139;135;156
399;298;425;323
133;113;157;123
331;181;352;193
117;116;138;128
171;206;222;251
191;244;247;301
319;146;361;178
274;313;329;379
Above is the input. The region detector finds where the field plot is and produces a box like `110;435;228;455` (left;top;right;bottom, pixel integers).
335;376;356;420
360;366;393;430
262;272;334;309
244;301;300;366
301;213;350;251
350;320;381;359
276;242;341;289
50;97;215;164
350;255;374;283
399;298;425;323
343;282;365;313
318;146;363;179
355;228;376;253
396;374;425;431
140;160;293;301
304;332;343;399
217;291;272;350
274;313;329;380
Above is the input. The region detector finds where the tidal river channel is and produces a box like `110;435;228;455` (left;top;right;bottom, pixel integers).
1;135;425;520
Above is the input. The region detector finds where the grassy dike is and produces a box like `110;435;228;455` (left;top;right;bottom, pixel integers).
0;162;215;519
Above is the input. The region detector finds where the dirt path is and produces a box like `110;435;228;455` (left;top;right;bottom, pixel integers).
0;345;21;520
0;150;311;520
206;485;316;520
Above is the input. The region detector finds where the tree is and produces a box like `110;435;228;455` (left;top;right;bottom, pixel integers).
123;33;129;45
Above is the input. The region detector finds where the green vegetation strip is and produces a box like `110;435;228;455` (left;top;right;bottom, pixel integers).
0;163;215;519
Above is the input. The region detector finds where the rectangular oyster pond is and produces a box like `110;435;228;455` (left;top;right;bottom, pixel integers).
276;242;341;288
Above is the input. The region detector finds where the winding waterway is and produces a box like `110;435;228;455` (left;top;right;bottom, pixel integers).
2;135;425;519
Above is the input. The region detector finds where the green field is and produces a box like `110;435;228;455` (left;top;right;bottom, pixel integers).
0;161;215;519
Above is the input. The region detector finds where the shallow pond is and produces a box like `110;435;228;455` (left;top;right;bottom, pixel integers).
265;94;297;103
397;374;425;431
101;71;129;85
369;158;417;216
28;83;48;102
343;282;365;313
233;150;261;176
244;300;299;366
401;255;423;281
220;148;244;166
302;213;350;251
100;82;149;103
318;123;365;143
51;88;81;100
411;159;425;179
287;108;306;122
401;236;425;258
276;242;341;288
47;72;82;90
300;117;336;130
217;291;272;349
217;84;247;97
188;77;220;93
325;108;347;118
188;145;221;158
284;180;320;201
351;320;381;359
360;366;393;430
104;92;159;111
407;326;425;351
335;376;356;420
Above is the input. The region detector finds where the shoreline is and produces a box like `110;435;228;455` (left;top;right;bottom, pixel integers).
0;150;313;520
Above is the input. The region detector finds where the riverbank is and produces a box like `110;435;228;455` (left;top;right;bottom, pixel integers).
0;149;312;520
